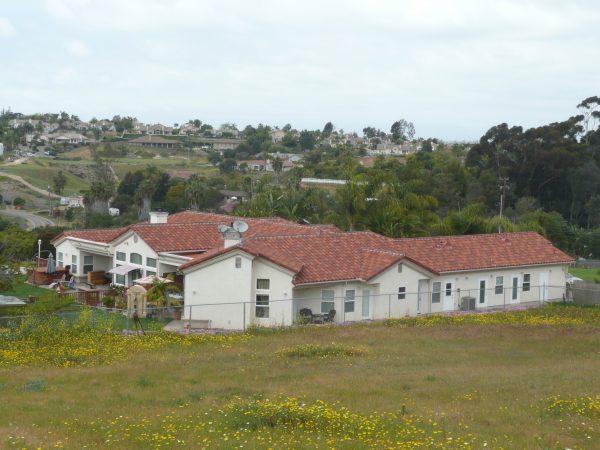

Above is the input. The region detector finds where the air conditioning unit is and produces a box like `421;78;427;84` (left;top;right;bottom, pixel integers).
460;296;476;311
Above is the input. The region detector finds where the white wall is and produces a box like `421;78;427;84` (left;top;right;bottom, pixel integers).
54;240;80;275
112;233;159;284
183;254;295;330
184;252;254;329
293;281;379;324
250;259;295;328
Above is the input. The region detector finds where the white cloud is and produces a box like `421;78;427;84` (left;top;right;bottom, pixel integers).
66;39;91;57
0;17;16;37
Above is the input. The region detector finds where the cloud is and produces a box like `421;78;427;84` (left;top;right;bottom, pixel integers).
66;39;91;57
0;17;16;37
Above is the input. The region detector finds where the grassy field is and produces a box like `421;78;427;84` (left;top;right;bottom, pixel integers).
1;305;600;448
569;267;600;283
0;159;90;195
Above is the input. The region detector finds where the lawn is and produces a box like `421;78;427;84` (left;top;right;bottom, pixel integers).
1;276;48;299
569;267;600;283
0;159;90;195
1;305;600;448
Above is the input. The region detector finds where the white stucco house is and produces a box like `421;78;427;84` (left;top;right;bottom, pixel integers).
52;211;574;330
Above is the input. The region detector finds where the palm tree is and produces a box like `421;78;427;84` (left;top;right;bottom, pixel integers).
185;174;206;210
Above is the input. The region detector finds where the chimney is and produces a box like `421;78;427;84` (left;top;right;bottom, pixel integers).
223;229;242;248
149;211;168;224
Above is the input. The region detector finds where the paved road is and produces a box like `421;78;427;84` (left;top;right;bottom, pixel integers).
0;208;55;230
0;171;62;199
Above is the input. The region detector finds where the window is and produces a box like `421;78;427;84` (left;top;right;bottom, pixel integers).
115;271;125;285
130;253;142;265
83;255;93;274
445;282;452;296
479;280;486;304
344;289;355;313
495;276;504;295
255;294;269;318
116;251;126;262
71;255;78;274
57;252;63;267
321;289;335;313
398;286;406;300
397;263;403;273
256;279;270;290
523;274;531;292
432;282;441;303
146;257;157;268
146;270;156;277
131;269;142;282
235;256;242;268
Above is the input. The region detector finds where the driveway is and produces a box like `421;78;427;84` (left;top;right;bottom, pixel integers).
0;208;55;230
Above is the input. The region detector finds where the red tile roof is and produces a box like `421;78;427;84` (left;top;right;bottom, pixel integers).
180;231;574;286
54;211;574;285
53;227;129;244
54;212;338;253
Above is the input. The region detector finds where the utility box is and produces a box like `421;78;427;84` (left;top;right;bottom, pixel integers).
460;296;476;311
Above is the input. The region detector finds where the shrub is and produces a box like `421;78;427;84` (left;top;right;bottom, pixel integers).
102;296;115;308
12;197;25;208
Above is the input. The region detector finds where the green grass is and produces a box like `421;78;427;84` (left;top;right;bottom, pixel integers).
0;160;90;195
1;276;48;299
1;305;600;448
569;267;600;283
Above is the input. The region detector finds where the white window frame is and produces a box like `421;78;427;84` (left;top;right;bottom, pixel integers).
235;256;242;268
57;252;63;267
83;255;94;274
321;289;335;314
398;286;406;300
71;255;78;275
495;276;504;295
130;253;142;265
255;294;270;318
431;281;441;304
115;264;126;286
116;251;126;262
146;257;157;268
256;278;270;290
255;278;270;318
523;273;531;292
344;289;355;313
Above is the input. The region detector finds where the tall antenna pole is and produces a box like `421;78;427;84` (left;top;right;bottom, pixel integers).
498;177;508;233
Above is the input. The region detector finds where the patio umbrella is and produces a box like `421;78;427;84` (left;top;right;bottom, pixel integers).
134;275;173;285
46;253;55;274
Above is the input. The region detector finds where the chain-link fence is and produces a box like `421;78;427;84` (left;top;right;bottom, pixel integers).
0;284;573;333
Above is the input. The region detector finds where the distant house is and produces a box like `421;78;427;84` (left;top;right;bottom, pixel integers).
216;125;240;138
10;118;40;129
43;133;89;145
140;123;173;135
60;196;85;208
128;135;179;149
270;129;285;143
238;159;294;172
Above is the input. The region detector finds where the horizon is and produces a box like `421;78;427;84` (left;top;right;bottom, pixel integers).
1;0;599;141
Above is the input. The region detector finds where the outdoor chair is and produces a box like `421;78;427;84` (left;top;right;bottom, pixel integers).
324;309;336;323
299;308;314;324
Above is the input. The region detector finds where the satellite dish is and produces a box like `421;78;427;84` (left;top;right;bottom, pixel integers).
232;220;249;233
217;224;230;233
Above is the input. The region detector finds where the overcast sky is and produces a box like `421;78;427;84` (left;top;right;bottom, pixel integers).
1;0;599;140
